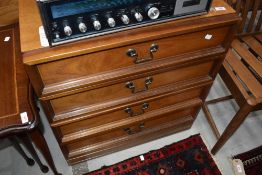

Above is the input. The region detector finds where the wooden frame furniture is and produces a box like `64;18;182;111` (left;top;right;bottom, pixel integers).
0;0;18;27
19;0;240;164
203;0;262;154
0;24;61;175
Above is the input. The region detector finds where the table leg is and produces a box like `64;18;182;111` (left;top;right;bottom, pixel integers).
19;133;49;173
9;136;35;166
30;128;62;175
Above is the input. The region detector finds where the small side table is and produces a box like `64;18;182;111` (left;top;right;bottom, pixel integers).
0;24;61;175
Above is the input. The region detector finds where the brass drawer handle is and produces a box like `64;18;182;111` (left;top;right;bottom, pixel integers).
126;43;159;64
126;48;138;57
124;103;149;117
123;123;145;135
125;77;153;93
150;43;159;53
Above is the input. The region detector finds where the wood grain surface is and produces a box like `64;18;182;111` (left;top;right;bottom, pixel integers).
0;0;18;26
38;27;229;85
59;88;204;144
39;46;224;100
50;61;214;114
65;99;201;160
19;0;241;164
19;0;238;65
0;24;33;133
68;115;193;164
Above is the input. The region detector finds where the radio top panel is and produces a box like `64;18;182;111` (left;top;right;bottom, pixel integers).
37;0;213;46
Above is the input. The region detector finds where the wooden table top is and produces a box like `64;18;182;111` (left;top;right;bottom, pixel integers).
0;25;35;136
0;0;18;27
19;0;238;65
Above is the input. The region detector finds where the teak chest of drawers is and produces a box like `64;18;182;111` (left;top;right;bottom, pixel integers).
19;0;240;165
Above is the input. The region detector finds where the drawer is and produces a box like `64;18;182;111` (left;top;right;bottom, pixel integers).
49;75;212;125
38;26;229;86
64;99;201;160
51;60;215;115
68;116;193;164
59;86;206;144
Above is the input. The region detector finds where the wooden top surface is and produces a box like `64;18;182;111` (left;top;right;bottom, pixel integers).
19;0;238;65
0;25;34;135
0;0;18;27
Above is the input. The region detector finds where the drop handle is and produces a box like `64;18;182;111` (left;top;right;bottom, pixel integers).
126;43;159;64
124;103;149;117
150;43;159;52
126;48;138;57
125;77;153;93
123;123;145;135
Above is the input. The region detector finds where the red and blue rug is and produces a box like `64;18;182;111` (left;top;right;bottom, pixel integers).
233;145;262;175
87;134;221;175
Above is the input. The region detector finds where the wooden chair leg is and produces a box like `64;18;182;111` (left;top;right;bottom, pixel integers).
211;102;253;154
19;133;49;173
206;95;233;105
202;95;234;140
202;103;221;139
9;136;35;166
30;128;62;175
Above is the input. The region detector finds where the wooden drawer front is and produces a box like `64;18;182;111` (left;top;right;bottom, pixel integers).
68;116;193;165
38;26;229;86
65;99;201;159
59;87;205;144
51;60;214;115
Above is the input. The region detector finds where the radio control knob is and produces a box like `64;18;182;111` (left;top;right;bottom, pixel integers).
78;22;87;33
107;17;116;28
64;25;72;36
52;22;58;30
147;7;160;20
93;20;101;30
54;32;60;39
134;12;143;22
121;14;130;25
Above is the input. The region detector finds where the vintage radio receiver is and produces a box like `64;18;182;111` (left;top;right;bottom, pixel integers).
37;0;213;46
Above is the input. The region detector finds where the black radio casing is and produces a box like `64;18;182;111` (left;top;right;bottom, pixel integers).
37;0;213;46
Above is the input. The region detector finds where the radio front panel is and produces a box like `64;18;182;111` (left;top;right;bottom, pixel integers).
37;0;213;46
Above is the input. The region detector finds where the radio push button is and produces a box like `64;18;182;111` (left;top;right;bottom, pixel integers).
107;17;116;28
121;14;130;25
147;7;160;20
93;20;101;30
134;12;143;22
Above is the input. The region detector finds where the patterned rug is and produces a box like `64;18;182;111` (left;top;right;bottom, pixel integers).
233;145;262;175
87;134;221;175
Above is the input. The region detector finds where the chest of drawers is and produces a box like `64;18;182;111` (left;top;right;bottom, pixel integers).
19;0;240;165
